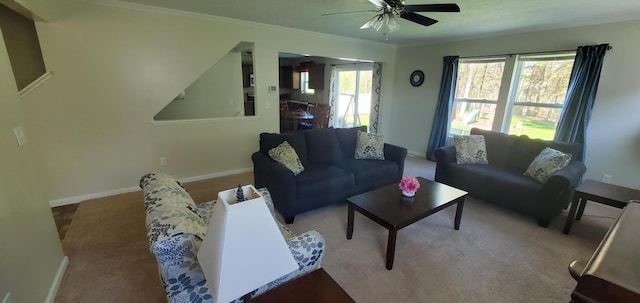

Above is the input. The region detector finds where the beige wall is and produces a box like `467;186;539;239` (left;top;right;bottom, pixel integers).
4;0;71;20
389;19;640;189
24;1;396;204
0;16;65;303
154;51;245;120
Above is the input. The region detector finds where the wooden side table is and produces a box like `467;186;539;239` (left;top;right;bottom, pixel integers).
563;179;640;234
252;268;355;303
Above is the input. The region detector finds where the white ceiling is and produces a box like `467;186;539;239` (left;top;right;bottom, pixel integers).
121;0;640;45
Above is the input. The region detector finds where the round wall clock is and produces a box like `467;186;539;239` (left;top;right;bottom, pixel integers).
410;70;424;87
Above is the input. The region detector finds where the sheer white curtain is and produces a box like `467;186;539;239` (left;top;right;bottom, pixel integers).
369;62;382;133
328;65;337;127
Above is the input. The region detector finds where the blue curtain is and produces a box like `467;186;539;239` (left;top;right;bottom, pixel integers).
426;56;459;161
554;44;610;161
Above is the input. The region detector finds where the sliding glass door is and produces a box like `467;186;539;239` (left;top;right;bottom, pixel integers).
334;65;373;128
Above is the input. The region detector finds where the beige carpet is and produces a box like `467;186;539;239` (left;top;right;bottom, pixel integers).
54;160;621;302
287;192;619;302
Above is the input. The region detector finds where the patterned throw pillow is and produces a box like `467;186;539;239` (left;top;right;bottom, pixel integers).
354;131;385;160
268;141;305;175
454;135;489;164
524;147;572;183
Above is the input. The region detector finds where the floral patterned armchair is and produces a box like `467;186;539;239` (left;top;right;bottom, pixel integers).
140;173;325;303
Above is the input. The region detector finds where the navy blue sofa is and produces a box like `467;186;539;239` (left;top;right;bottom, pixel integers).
252;126;407;223
435;128;586;227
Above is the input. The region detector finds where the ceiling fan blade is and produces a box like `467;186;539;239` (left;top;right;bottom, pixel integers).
322;10;379;16
367;0;389;8
400;12;438;27
360;15;380;29
404;4;460;13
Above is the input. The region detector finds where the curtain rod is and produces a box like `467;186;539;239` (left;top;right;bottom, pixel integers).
460;45;613;59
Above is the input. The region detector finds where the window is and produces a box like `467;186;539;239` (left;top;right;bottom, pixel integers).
507;54;575;139
450;53;575;140
334;66;373;128
300;71;314;95
451;58;505;135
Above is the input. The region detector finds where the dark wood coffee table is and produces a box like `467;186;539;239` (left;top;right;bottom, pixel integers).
252;268;354;303
346;177;468;270
563;179;640;234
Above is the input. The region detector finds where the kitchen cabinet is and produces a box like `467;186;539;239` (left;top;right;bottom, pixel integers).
279;66;300;89
307;63;325;90
280;63;324;90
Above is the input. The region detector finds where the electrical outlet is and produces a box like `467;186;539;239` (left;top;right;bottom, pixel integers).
602;174;612;183
3;292;12;303
160;157;167;167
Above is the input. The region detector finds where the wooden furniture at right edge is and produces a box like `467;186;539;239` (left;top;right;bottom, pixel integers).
252;268;354;303
563;179;640;234
569;202;640;303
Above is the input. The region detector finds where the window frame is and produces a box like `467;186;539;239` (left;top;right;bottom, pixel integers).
300;71;315;95
451;57;507;135
333;64;373;128
450;52;575;139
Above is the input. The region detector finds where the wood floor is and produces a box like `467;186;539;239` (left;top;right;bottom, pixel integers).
52;204;79;240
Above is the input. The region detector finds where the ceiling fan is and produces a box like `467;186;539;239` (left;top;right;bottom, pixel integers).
324;0;460;35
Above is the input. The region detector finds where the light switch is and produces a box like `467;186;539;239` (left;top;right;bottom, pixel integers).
13;127;26;146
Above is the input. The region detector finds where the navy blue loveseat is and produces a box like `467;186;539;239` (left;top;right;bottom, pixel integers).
435;128;586;227
252;126;407;223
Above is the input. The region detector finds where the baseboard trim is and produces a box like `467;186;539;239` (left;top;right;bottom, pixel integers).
179;167;253;184
49;186;140;207
48;167;254;207
408;150;426;158
45;256;68;303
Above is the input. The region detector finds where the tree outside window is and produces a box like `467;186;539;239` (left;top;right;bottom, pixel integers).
452;59;505;135
450;53;575;140
508;56;574;139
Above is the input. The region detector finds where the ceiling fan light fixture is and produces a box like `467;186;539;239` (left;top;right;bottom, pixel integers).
354;1;460;37
361;11;399;33
387;13;400;32
373;14;385;31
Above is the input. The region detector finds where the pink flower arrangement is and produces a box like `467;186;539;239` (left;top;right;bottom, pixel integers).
399;176;420;193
